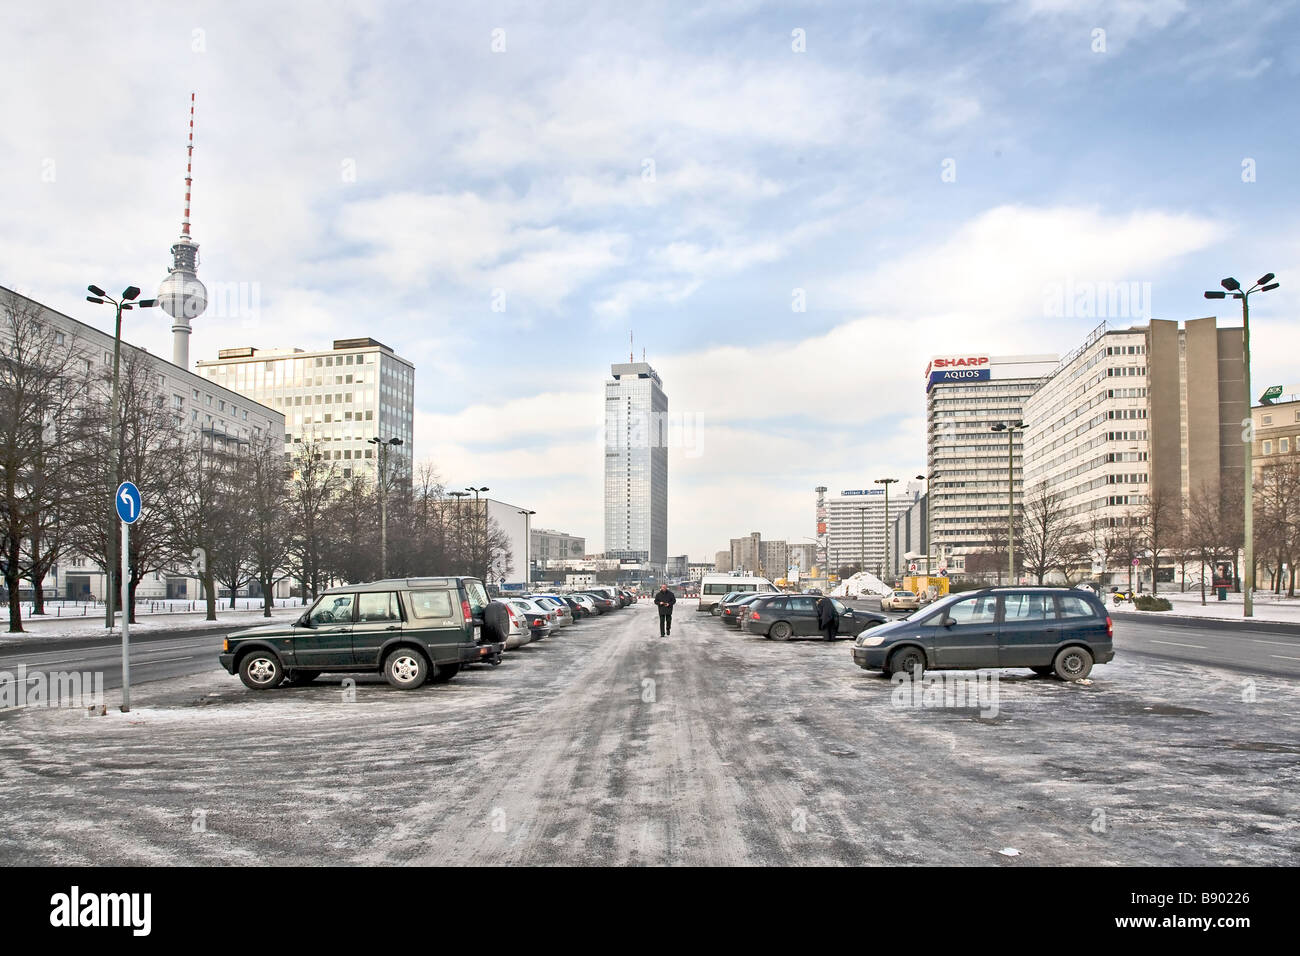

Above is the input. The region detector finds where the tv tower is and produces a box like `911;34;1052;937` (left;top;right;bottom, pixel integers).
156;92;208;369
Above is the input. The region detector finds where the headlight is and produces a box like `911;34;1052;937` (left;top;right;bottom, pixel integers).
857;632;886;647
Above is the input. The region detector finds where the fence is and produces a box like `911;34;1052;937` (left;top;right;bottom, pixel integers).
5;597;297;617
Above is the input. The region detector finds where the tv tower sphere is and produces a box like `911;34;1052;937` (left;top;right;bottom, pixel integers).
157;92;208;369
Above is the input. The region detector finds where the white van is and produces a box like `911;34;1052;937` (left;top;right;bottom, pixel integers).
697;575;776;613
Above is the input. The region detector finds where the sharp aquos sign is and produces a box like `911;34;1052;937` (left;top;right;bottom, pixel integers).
926;355;991;391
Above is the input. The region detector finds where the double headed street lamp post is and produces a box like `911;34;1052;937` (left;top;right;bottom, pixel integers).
1205;273;1279;619
86;285;156;627
467;486;490;580
990;421;1025;585
915;471;940;577
518;509;536;587
874;477;898;583
447;491;469;572
369;435;404;578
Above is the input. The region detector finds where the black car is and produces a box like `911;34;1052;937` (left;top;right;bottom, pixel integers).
851;587;1114;680
719;591;779;626
742;594;884;639
578;591;617;613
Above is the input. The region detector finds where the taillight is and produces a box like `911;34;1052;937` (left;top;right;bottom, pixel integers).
533;618;542;626
1106;616;1113;638
462;600;473;622
751;611;759;620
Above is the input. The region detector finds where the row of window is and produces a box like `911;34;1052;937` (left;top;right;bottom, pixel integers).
1261;438;1294;455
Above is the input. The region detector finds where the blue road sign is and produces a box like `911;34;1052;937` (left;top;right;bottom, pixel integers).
115;481;142;524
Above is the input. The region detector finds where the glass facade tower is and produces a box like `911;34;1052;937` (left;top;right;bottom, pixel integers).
604;361;668;570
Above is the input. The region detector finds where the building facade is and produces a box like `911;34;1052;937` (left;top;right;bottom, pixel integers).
926;353;1059;575
196;338;414;479
531;528;586;568
825;490;891;577
1253;393;1300;475
1;286;285;601
1022;317;1245;580
604;361;668;570
890;490;928;575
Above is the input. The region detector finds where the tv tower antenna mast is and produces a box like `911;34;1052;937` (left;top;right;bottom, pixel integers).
156;92;208;369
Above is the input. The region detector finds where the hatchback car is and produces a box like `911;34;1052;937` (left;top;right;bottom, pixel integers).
719;592;780;626
528;595;574;628
220;576;508;690
570;594;597;617
852;588;1114;680
509;598;555;640
743;594;885;640
881;590;920;611
493;599;533;650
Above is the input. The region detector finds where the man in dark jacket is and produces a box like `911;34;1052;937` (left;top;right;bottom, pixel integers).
815;596;838;641
654;585;676;636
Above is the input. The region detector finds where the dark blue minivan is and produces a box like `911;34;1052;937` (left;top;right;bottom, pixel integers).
851;588;1113;680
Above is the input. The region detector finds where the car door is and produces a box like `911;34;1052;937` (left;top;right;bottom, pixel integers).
785;596;819;635
932;593;999;668
294;593;357;668
832;598;861;635
1055;593;1108;654
997;591;1056;666
403;587;463;665
350;591;405;667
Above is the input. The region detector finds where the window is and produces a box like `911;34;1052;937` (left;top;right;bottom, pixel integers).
1262;414;1273;425
55;332;65;345
1282;438;1291;454
945;595;997;625
1263;440;1273;455
356;592;401;623
1057;596;1097;619
788;596;816;613
1001;592;1050;621
308;594;354;625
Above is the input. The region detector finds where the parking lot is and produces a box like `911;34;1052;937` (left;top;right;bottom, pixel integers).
1;600;1296;865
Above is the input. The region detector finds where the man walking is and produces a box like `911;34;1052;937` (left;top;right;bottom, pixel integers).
654;584;676;636
815;595;838;642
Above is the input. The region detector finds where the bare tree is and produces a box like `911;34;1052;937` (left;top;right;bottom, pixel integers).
287;438;343;603
1257;458;1300;597
1019;482;1073;585
246;438;293;617
1135;489;1180;595
1184;482;1243;606
0;296;89;631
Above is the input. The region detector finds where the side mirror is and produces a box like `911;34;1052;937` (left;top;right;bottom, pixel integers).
942;619;955;628
297;614;312;628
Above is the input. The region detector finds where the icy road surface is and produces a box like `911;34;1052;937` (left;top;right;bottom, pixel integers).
1;604;1296;865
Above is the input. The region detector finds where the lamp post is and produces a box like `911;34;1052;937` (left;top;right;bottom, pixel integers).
1205;273;1279;618
915;471;940;577
518;509;536;587
874;477;898;583
467;486;490;579
855;506;869;580
447;491;469;573
85;285;156;627
369;435;404;578
990;422;1024;585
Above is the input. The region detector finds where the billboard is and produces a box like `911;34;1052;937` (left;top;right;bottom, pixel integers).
840;488;885;496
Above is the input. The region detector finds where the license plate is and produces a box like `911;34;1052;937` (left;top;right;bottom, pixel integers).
474;625;482;642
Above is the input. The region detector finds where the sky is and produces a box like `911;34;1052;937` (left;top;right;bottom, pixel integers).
3;0;1299;562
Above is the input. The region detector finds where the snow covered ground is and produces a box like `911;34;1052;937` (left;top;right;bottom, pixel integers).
1115;589;1300;625
0;604;303;645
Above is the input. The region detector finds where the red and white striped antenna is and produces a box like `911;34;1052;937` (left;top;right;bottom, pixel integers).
181;92;196;238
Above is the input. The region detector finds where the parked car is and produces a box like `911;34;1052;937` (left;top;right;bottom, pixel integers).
220;576;508;690
851;587;1114;680
881;590;920;612
493;599;532;650
509;598;555;640
530;595;575;628
578;591;618;613
570;593;597;617
617;589;635;607
743;594;885;639
719;591;780;626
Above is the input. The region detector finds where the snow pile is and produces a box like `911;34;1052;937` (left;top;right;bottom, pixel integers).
831;570;892;598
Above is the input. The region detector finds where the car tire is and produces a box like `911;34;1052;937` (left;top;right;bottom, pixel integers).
483;602;510;643
429;662;461;684
383;647;429;689
1052;646;1093;681
710;606;721;616
769;621;793;641
888;645;926;680
1029;665;1054;676
287;671;319;686
239;650;284;690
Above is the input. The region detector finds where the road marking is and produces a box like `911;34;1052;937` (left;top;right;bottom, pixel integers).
1270;655;1300;662
1253;639;1300;646
1149;640;1206;649
133;657;198;666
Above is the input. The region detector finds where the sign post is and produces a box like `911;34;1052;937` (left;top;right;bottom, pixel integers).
115;481;142;713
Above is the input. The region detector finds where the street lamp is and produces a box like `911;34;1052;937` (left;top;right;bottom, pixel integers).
855;506;869;581
85;284;156;628
1205;272;1279;618
518;509;536;587
916;471;940;577
874;477;898;582
990;422;1024;585
466;487;490;580
369;436;404;578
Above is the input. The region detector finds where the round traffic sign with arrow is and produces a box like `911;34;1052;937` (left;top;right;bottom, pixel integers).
116;481;142;524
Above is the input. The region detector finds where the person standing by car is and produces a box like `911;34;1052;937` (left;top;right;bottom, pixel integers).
654;584;676;636
815;595;838;642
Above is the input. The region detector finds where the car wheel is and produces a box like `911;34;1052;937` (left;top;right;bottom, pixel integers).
888;645;926;680
383;648;429;689
429;662;461;684
710;606;721;616
1052;646;1093;681
287;671;319;686
1029;665;1054;676
239;650;284;690
769;621;793;641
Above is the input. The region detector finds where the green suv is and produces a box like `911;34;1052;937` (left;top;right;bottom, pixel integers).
219;577;508;690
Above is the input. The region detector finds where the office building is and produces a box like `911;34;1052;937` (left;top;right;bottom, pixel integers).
604;360;668;570
715;550;733;573
825;490;891;577
1022;317;1245;579
531;528;586;568
0;286;285;601
926;353;1058;575
890;488;928;575
196;338;414;479
1253;392;1300;475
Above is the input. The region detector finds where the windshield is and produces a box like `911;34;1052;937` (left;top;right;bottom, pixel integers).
899;591;966;622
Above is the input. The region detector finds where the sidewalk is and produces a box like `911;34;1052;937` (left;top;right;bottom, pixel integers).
1114;588;1300;625
0;604;303;646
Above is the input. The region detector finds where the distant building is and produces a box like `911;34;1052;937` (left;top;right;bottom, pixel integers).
196;338;414;479
715;550;733;573
604;360;668;571
1253;393;1300;476
666;555;689;579
688;562;715;581
531;528;586;567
